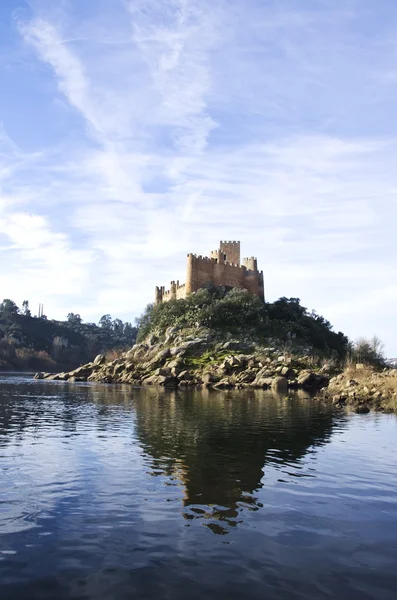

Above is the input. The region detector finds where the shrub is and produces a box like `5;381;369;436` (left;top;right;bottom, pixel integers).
349;336;386;369
136;287;349;358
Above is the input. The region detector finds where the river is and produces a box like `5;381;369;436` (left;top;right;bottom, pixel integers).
1;374;397;599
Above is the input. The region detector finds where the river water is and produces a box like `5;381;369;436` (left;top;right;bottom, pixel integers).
1;374;397;600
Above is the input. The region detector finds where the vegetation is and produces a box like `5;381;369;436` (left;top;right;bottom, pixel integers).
348;336;386;369
0;299;137;372
136;285;349;358
325;364;397;413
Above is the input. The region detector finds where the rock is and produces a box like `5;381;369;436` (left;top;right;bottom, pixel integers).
147;334;158;346
151;367;172;377
280;366;295;378
271;376;288;391
355;404;370;414
202;373;215;386
34;372;46;379
165;326;179;338
256;377;273;389
127;344;148;360
345;379;358;388
297;370;328;389
227;356;241;368
114;363;126;375
236;371;256;384
214;378;233;389
145;348;171;369
222;341;254;352
167;358;183;370
178;370;193;381
69;365;93;378
143;374;178;387
93;354;106;366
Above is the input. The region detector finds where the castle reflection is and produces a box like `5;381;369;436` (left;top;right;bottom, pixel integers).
0;377;340;535
124;386;338;533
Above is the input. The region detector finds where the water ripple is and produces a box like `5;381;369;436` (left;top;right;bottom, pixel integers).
0;376;397;599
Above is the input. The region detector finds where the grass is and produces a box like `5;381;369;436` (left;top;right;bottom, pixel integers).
105;348;126;362
328;364;397;412
183;348;238;370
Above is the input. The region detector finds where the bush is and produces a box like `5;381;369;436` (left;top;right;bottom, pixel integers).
136;287;349;358
349;336;386;369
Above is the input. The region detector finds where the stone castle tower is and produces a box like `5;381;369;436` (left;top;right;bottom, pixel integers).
155;241;265;304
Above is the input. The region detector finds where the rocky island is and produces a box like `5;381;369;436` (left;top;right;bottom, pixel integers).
34;239;396;414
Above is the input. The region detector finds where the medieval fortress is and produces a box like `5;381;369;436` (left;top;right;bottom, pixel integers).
155;241;265;304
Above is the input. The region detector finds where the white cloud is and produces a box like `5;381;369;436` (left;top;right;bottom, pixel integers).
0;0;395;352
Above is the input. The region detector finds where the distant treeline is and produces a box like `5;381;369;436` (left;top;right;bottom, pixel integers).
0;299;137;372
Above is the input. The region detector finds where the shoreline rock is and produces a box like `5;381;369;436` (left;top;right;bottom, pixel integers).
34;329;334;394
321;366;397;413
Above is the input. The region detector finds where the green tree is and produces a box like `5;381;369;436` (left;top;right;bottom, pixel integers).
99;314;113;330
67;313;83;328
22;300;31;317
0;299;19;315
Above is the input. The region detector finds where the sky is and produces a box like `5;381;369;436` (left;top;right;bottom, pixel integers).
0;0;396;355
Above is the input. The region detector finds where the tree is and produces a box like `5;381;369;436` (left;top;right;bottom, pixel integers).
112;318;124;334
22;300;31;317
99;314;112;330
67;313;82;328
0;299;19;315
353;336;385;368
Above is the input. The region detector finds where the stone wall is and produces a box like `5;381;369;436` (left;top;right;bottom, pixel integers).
155;282;186;303
219;240;240;265
155;241;265;304
185;254;264;301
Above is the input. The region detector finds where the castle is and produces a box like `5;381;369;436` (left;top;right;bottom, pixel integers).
155;241;265;304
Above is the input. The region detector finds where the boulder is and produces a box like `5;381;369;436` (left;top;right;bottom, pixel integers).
214;378;233;389
93;354;106;366
114;363;126;375
297;370;328;389
271;376;288;391
143;374;178;387
222;340;254;353
355;404;370;414
256;377;273;389
235;371;256;384
69;365;93;378
167;358;184;370
280;366;296;379
178;370;193;381
34;372;46;380
145;348;171;369
202;373;216;386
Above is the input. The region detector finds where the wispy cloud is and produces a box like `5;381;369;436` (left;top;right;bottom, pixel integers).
0;0;396;352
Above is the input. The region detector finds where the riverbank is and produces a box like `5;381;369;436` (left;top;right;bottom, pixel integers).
322;365;397;413
34;326;334;392
33;326;397;413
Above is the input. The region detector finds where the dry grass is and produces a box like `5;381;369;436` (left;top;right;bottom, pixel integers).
105;348;126;362
328;364;397;412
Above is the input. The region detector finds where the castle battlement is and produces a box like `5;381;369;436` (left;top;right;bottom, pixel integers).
156;240;265;304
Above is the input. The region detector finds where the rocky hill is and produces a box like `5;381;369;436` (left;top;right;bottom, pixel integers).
35;325;333;393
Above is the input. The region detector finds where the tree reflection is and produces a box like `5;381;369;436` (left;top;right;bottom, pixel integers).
0;377;342;535
130;387;339;533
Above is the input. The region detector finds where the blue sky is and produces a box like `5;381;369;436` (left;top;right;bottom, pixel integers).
0;0;396;355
